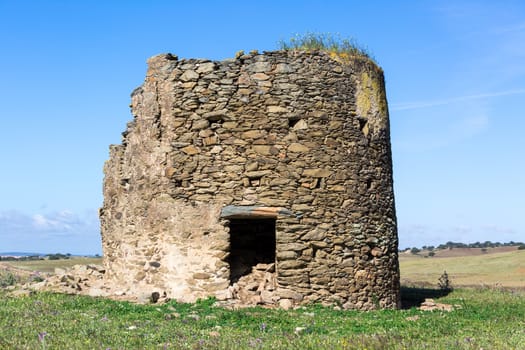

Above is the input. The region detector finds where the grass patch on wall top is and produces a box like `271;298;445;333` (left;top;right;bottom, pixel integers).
278;32;376;65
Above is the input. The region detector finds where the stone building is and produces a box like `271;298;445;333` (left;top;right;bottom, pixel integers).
100;50;400;310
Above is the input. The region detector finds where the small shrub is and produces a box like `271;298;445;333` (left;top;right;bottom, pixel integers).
438;271;452;294
428;251;435;257
518;245;525;250
0;271;18;287
30;272;45;283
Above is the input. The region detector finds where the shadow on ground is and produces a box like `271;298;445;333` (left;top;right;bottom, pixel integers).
400;286;451;309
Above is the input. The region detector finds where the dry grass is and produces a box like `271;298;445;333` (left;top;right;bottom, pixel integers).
278;32;375;63
400;249;525;288
2;257;102;273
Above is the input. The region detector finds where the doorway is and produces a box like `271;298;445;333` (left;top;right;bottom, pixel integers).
228;218;276;283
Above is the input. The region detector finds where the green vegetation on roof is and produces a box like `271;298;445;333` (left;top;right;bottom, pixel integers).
278;32;375;63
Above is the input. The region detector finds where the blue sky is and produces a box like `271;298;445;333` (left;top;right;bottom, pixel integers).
0;1;523;254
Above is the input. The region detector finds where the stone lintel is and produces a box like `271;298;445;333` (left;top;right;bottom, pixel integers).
220;205;297;219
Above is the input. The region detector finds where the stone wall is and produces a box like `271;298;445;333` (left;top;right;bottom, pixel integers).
100;50;400;309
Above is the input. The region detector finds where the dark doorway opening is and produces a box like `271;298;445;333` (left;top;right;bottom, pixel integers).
228;218;276;284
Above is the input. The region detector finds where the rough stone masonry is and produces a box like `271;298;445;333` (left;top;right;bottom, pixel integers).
100;49;400;310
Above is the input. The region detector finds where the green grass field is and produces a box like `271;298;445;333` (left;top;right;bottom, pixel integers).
1;250;524;349
0;288;524;349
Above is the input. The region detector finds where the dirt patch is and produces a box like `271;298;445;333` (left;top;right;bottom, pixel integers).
515;267;525;275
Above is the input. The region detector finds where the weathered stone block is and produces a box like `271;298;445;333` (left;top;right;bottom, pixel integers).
267;106;289;113
181;145;200;155
196;62;216;74
191;119;209;130
278;260;306;270
193;272;211;280
288;143;310;153
180;70;199;82
251;73;270;81
248;61;271;73
303;168;332;178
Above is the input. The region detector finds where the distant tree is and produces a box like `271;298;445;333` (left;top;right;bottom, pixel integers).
428;251;435;257
410;247;420;255
484;241;497;248
518;245;525;250
46;253;70;260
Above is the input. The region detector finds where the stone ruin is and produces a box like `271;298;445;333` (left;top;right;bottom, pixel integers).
99;49;400;310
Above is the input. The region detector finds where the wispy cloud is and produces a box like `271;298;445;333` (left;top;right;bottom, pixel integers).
0;209;101;254
391;89;525;111
32;210;78;232
0;209;98;237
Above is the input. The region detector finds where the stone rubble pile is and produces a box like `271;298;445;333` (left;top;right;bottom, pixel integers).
418;298;460;312
27;264;108;296
6;263;299;308
230;263;278;306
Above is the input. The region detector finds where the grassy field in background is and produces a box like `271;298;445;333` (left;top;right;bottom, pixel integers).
4;257;103;273
399;249;525;288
